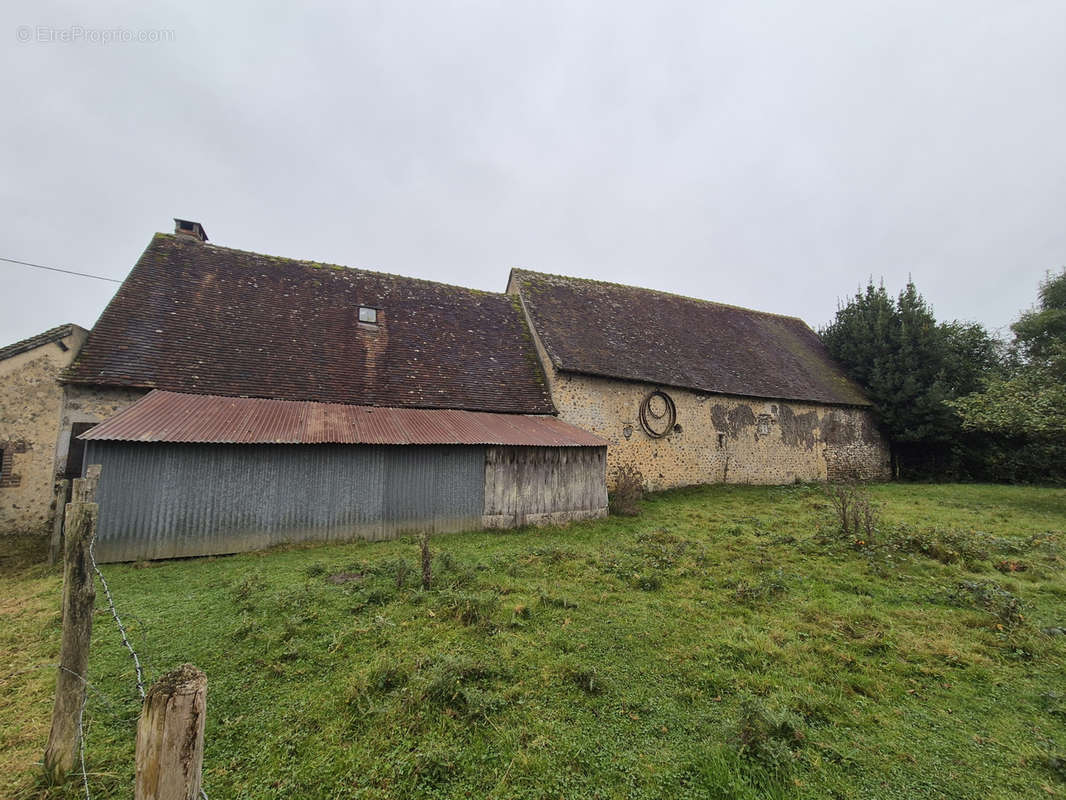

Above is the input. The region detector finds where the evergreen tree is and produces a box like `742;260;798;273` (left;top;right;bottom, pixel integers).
821;279;1001;477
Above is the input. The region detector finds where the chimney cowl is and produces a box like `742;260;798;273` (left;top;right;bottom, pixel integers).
174;219;208;242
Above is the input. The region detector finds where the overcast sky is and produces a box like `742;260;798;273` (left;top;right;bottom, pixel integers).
2;1;1064;348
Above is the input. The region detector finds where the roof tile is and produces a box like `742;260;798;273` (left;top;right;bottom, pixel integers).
65;235;554;414
511;269;869;406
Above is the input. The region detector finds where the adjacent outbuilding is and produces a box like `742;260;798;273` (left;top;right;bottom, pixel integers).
80;391;607;562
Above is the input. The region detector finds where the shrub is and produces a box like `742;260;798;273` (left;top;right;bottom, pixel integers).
825;482;878;542
609;464;645;516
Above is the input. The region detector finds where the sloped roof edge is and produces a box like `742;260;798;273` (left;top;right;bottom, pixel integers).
0;323;83;362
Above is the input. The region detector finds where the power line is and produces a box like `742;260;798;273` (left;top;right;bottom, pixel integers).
0;256;122;283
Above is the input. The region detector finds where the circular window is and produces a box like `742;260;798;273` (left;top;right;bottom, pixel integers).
639;390;676;438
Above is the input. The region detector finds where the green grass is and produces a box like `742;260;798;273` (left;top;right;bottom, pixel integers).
3;483;1066;799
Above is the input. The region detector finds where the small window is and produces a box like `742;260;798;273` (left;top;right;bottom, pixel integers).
757;414;772;436
717;432;726;448
358;306;378;324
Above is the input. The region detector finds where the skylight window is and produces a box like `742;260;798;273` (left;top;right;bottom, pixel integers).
359;307;378;324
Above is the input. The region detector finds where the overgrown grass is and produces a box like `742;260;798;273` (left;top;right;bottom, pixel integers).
2;483;1066;799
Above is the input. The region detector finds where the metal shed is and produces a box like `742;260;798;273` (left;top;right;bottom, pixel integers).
80;391;607;562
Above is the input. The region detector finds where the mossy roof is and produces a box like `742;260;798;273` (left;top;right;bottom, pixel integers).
510;269;869;407
64;235;554;414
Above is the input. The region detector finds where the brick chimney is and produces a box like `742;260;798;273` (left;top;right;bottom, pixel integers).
173;219;208;242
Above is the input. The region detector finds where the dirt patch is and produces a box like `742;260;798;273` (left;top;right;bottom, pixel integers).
327;572;366;585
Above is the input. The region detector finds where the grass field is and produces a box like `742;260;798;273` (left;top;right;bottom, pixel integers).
2;483;1065;799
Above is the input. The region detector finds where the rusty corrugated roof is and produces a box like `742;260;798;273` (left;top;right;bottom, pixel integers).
81;390;607;447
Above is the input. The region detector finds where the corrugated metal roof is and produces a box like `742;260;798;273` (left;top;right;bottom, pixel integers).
81;390;608;447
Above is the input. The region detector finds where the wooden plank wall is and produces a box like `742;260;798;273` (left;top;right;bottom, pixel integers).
483;446;607;528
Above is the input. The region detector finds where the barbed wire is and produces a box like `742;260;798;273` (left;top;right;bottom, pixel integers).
77;689;90;800
89;536;146;700
86;534;210;800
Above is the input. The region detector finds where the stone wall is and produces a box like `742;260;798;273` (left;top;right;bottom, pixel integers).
0;328;87;535
54;384;149;484
548;369;889;490
510;291;890;491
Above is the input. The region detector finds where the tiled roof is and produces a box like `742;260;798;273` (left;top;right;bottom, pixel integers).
510;269;870;407
81;390;606;446
64;235;555;414
0;324;76;361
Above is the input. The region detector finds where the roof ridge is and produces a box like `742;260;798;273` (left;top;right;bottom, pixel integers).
157;233;505;299
510;267;811;326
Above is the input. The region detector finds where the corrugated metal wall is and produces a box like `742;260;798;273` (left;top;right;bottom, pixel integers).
86;442;484;562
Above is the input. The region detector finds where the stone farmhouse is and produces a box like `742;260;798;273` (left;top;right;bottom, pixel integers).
507;270;890;490
1;220;888;557
0;324;88;536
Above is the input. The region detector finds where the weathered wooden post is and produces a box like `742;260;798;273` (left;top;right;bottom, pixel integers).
74;464;102;503
135;664;207;800
48;478;72;565
42;477;98;783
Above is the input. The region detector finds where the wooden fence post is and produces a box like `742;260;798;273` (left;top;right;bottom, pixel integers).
48;478;71;566
74;464;102;503
43;484;98;783
135;664;207;800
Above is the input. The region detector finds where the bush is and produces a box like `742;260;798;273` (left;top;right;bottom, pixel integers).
825;482;878;542
609;464;645;516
